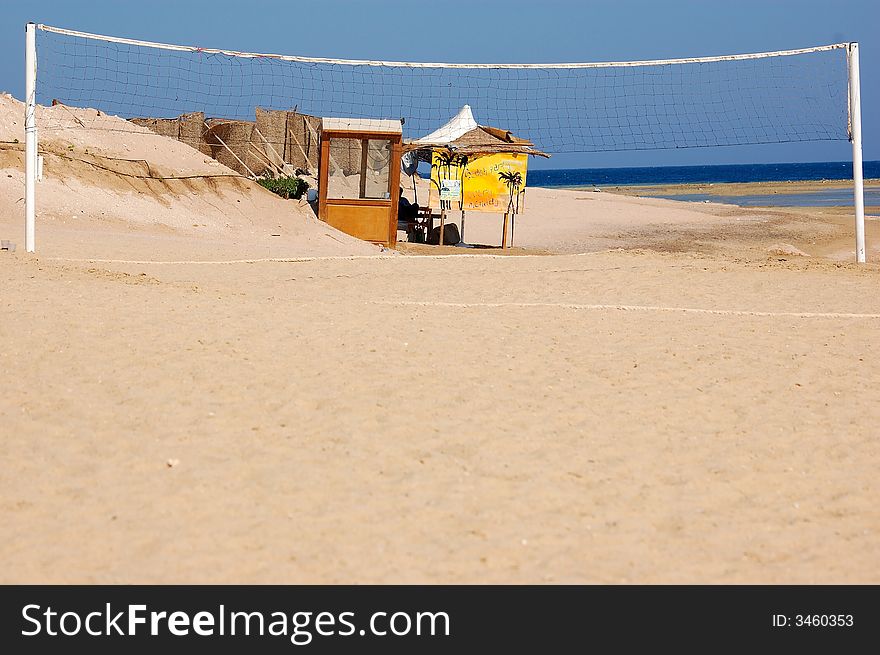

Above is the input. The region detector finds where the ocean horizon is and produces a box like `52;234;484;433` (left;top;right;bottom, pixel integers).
527;161;880;188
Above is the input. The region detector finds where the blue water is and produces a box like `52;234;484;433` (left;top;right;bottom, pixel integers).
528;161;880;188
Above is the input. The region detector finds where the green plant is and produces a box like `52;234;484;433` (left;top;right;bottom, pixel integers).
258;175;309;200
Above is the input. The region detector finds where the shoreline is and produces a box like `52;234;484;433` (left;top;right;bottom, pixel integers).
537;178;880;197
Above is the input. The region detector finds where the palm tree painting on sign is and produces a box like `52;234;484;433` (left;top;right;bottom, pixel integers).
431;150;467;211
498;169;524;247
498;170;524;214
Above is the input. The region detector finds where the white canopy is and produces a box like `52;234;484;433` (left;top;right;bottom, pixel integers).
413;105;478;145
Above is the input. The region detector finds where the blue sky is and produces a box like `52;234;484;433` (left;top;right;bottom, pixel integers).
2;0;876;169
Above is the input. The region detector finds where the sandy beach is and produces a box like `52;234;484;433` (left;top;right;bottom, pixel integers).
2;95;879;584
2;250;879;584
426;184;880;262
594;177;880;198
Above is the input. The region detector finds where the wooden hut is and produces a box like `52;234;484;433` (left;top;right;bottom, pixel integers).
405;105;548;247
317;118;403;246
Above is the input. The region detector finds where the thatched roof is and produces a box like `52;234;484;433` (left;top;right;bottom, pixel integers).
443;126;548;157
405;105;549;159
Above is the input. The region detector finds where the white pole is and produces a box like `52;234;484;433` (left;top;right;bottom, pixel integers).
848;42;866;264
24;22;37;253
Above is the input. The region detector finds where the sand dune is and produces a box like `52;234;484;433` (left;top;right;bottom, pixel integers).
0;94;380;260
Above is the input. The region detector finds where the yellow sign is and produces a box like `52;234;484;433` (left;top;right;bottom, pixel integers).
430;152;528;214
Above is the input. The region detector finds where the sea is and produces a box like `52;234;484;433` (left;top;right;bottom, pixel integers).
528;161;880;208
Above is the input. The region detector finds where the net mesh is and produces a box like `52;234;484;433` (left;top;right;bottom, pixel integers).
35;26;850;157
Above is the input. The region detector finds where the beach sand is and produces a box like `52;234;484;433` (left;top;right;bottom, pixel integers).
418;184;880;263
1;97;879;584
595;177;880;198
2;251;878;584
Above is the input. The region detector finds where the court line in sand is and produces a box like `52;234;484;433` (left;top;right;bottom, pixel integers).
44;255;396;265
41;252;608;265
371;300;880;320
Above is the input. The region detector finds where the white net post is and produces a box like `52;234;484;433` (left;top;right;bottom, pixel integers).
848;42;866;264
24;22;37;253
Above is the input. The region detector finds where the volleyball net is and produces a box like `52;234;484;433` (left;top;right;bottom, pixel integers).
22;24;866;259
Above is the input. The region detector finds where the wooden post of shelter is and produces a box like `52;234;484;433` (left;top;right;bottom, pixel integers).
439;206;446;246
501;212;510;250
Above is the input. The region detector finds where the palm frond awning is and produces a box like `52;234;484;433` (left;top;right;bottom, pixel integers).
405;105;549;159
